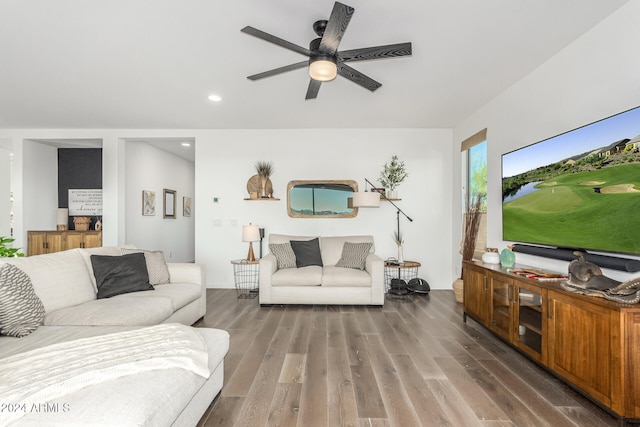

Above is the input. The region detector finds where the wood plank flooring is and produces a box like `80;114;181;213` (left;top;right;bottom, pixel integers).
194;290;621;427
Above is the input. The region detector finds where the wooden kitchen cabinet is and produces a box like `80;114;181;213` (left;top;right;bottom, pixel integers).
463;260;640;420
27;230;102;256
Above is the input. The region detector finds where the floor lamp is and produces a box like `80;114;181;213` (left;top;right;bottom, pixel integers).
352;177;413;246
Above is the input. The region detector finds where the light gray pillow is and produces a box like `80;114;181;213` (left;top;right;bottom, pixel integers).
0;263;45;337
335;242;373;270
121;248;170;285
269;242;296;269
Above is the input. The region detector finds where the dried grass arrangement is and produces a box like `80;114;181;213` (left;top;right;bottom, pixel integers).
461;194;483;264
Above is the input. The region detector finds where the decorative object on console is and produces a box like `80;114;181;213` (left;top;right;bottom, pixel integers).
482;247;500;264
499;247;516;268
243;224;261;262
379;155;408;199
73;216;91;231
56;208;69;230
94;218;102;231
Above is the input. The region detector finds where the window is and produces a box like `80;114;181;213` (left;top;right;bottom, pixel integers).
461;129;487;259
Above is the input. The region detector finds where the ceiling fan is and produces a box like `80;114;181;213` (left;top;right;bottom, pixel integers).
241;1;412;100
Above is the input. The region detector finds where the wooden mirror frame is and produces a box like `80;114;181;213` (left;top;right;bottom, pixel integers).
287;180;359;218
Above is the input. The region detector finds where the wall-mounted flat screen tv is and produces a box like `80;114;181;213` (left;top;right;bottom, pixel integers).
502;105;640;255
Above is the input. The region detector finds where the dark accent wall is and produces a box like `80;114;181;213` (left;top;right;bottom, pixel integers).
58;148;102;228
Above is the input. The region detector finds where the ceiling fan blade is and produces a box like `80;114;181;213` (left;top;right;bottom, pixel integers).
247;61;308;81
241;26;310;57
337;63;381;92
319;2;354;54
305;79;322;100
339;42;412;62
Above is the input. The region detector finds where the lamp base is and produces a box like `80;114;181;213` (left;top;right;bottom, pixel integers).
247;243;256;262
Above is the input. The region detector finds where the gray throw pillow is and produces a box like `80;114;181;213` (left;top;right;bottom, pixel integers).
336;242;373;270
290;238;323;268
269;242;297;269
0;263;45;337
121;248;170;285
91;252;154;299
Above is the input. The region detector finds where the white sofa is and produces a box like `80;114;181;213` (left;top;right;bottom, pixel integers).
0;247;229;426
259;234;384;305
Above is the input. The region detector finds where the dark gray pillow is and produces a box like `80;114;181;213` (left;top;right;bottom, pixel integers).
290;238;323;268
91;252;154;299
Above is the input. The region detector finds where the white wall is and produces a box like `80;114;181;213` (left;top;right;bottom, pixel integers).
0;144;11;237
452;1;640;281
195;128;453;289
22;140;58;234
125;141;195;262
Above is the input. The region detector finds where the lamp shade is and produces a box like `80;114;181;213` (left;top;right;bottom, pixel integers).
351;192;381;208
242;224;260;242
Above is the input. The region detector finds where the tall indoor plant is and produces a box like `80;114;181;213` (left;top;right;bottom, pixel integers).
379;155;408;199
453;194;483;302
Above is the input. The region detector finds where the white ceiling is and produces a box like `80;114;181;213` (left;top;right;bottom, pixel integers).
0;0;630;130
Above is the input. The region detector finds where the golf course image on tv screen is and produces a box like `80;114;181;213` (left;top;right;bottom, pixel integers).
502;105;640;255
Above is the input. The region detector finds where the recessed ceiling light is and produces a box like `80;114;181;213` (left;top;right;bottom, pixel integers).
208;94;222;102
181;142;191;147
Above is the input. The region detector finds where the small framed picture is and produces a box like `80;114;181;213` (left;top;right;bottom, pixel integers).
163;189;176;219
142;190;156;216
183;196;192;217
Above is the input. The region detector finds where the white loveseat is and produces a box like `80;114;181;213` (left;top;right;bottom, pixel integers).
259;234;384;305
0;247;229;426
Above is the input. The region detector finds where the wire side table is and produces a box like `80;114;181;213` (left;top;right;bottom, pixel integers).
384;260;421;295
231;259;260;299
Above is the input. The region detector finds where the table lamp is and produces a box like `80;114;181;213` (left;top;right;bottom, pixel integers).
56;208;69;230
242;224;260;261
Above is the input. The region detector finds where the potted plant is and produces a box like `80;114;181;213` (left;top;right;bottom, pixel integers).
0;236;25;257
255;161;274;198
379;155;408;199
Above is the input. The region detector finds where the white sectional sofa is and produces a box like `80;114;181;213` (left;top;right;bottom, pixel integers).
0;247;229;426
259;234;384;305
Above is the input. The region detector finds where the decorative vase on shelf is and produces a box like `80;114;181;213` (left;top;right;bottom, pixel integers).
397;245;404;264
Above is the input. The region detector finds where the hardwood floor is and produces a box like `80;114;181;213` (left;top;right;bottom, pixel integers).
194;289;621;427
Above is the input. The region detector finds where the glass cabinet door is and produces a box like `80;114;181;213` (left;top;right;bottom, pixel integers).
490;275;511;339
516;286;543;357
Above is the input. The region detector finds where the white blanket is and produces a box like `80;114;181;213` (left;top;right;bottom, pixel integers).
0;323;210;426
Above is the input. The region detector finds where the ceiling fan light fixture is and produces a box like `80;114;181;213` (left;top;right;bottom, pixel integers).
309;58;337;82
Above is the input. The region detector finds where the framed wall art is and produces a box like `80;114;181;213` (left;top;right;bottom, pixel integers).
163;189;176;219
183;196;192;217
142;190;156;216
